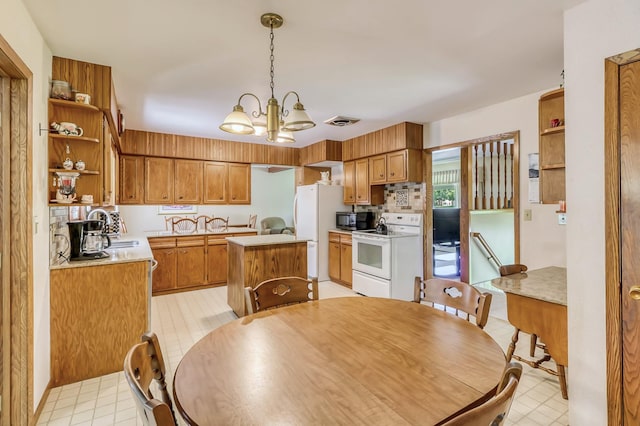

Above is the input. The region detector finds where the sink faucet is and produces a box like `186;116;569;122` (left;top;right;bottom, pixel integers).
87;208;113;226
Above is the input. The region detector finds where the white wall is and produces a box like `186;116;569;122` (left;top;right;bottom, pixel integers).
425;91;567;270
469;211;515;284
119;167;296;232
564;0;640;424
1;0;53;411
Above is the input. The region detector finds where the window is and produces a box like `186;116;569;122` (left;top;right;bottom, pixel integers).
433;184;459;208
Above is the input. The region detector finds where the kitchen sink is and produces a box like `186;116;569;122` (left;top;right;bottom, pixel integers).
109;240;140;249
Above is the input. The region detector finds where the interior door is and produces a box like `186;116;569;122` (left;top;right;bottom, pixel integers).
619;57;640;423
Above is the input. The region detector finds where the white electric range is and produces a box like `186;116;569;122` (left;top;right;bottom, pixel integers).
351;213;423;300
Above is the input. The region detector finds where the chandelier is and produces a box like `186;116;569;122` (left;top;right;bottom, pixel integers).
219;13;315;143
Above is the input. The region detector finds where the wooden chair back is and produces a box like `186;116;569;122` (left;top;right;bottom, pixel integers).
248;214;257;228
245;276;319;314
169;216;197;234
205;216;229;232
442;362;523;426
123;332;176;426
499;263;528;276
413;277;492;329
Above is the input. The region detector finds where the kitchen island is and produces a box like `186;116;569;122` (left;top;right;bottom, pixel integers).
49;235;153;386
226;234;308;316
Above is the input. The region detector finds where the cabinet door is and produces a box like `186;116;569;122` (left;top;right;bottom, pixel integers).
355;158;370;205
119;155;145;204
151;248;177;293
145;157;174;203
329;240;341;281
228;163;251;204
340;243;353;287
207;240;228;284
203;162;228;204
369;155;387;184
343;161;355;204
176;245;206;288
387;150;408;183
174;159;203;203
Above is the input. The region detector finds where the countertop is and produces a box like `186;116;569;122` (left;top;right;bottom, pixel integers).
226;234;309;247
145;227;258;238
50;234;154;270
329;229;354;235
489;266;567;305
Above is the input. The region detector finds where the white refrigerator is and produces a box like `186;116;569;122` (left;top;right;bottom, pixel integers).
294;184;347;281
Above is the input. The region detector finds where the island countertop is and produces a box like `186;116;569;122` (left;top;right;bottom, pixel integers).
226;234;309;247
490;266;567;305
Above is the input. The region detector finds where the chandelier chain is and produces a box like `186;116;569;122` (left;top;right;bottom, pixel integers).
269;21;275;99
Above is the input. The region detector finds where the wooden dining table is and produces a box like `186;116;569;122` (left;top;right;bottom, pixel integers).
172;297;507;425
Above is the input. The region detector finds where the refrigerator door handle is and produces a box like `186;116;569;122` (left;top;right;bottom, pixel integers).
293;193;298;230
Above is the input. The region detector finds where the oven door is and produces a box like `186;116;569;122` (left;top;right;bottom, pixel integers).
352;234;392;279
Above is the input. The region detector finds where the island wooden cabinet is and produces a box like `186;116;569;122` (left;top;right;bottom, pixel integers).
144;157;175;203
149;237;178;292
328;231;352;287
119;155;145;204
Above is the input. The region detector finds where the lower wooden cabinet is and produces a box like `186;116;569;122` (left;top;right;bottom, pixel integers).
328;231;352;287
150;232;257;295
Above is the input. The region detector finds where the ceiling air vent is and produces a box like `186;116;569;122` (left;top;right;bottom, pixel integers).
323;116;360;127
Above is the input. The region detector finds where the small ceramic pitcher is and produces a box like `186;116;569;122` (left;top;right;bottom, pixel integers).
62;157;74;170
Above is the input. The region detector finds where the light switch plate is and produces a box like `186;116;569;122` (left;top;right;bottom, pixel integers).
524;209;532;221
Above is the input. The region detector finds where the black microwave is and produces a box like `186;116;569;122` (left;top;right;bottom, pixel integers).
336;211;375;231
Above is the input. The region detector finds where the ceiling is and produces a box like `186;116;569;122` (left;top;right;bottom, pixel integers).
23;0;581;147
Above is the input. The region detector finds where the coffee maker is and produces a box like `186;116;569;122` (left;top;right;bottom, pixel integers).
68;220;111;261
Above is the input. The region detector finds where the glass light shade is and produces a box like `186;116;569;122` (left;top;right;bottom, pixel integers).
252;113;268;136
219;105;255;135
274;129;295;143
282;102;316;131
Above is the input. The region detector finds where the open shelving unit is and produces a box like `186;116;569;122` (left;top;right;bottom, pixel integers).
538;88;565;204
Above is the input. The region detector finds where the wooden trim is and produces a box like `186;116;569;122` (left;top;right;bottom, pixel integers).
31;381;52;425
604;56;623;426
423;150;433;279
425;131;521;283
0;33;34;426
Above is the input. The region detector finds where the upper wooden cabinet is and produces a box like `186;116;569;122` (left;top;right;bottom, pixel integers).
174;159;203;204
203;162;228;204
144;157;175;203
538;88;565;204
299;140;342;166
368;149;423;185
119;155;145;204
228;163;251;204
343;159;384;205
342;122;423;161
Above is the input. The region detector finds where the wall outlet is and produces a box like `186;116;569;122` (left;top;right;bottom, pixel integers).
523;209;532;221
558;213;567;225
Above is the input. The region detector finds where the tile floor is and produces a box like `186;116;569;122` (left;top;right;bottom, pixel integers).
37;282;568;425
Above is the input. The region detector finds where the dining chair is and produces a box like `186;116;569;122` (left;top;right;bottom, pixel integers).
123;332;176;426
441;361;523;426
245;276;319;314
499;263;540;356
413;277;492;329
248;214;257;228
205;216;229;232
169;216;198;234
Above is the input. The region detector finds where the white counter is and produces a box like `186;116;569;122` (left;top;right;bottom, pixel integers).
226;234;309;247
50;234;153;270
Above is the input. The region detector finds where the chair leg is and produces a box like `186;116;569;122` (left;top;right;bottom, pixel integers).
557;364;569;400
506;328;520;362
530;334;538;356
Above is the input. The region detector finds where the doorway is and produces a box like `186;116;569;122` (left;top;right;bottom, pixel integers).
426;132;520;284
0;35;34;425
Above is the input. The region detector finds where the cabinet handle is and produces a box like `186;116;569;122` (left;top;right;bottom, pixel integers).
630;286;640;300
390;172;395;176
178;196;183;200
163;195;168;199
219;197;223;200
232;196;236;200
379;174;383;177
128;195;133;199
